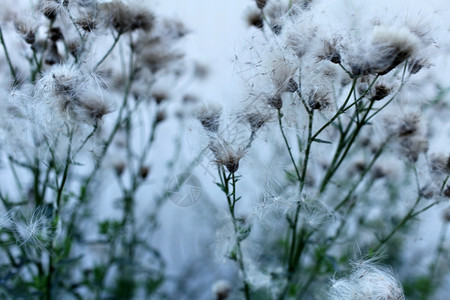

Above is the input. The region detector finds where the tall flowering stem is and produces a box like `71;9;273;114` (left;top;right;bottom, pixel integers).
217;166;251;300
0;25;18;86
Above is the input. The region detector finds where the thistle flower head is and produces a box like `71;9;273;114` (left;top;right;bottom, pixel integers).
307;89;330;111
264;1;290;35
11;206;54;250
318;38;341;64
267;94;283;110
430;153;450;175
37;0;67;20
13;15;38;45
100;0;154;34
36;64;113;125
133;18;186;73
244;110;272;133
269;53;298;93
350;26;421;76
246;9;264;29
255;0;267;10
209;139;246;173
75;94;114;125
443;207;450;223
212;279;231;300
37;63;83;115
328;261;405;300
196;103;222;133
371;83;392;101
75;14;97;32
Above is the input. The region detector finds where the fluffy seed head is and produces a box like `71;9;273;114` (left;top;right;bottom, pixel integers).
12;206;54;250
267;95;282;110
100;0;154;34
14;17;37;45
139;166;150;179
430;154;450;175
196;103;222;133
328;261;405;300
255;0;267;9
307;90;330;111
212;279;231;300
246;9;264;29
245;110;271;133
351;27;420;76
443;207;450;223
37;0;66;20
76;96;114;125
209;140;246;173
76;16;97;32
371;84;391;101
318;39;341;64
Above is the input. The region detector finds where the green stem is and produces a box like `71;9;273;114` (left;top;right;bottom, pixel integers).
0;26;18;86
310;77;358;141
94;33;121;71
430;222;448;279
440;175;449;195
278;109;301;182
220;168;250;300
319;98;375;192
372;195;423;253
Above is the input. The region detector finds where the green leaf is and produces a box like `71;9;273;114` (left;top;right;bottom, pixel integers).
313;138;332;144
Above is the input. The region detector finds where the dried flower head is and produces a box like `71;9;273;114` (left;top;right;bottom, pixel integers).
76;15;97;32
100;0;154;34
36;64;113;124
156;110;166;124
113;161;126;176
255;0;267;10
399;136;429;163
12;206;54;250
196;103;222;133
419;184;437;199
38;63;81;96
385;113;421;137
329;261;405;300
371;84;391;101
245;110;271;133
267;94;282;110
139;166;150;179
384;112;427;163
430;153;450;175
351;26;420;76
133;21;185;73
408;57;430;74
307;90;330;111
48;27;64;42
318;39;341;64
37;0;66;20
76;96;114;125
14;17;37;45
152;90;168;105
265;1;289;35
246;9;263;29
209;140;246;173
443;207;450;223
212;279;231;300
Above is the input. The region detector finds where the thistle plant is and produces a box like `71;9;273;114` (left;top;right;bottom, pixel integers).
193;0;450;299
0;0;195;298
1;0;450;300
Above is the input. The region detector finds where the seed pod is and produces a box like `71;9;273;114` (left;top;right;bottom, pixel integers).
255;0;267;9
